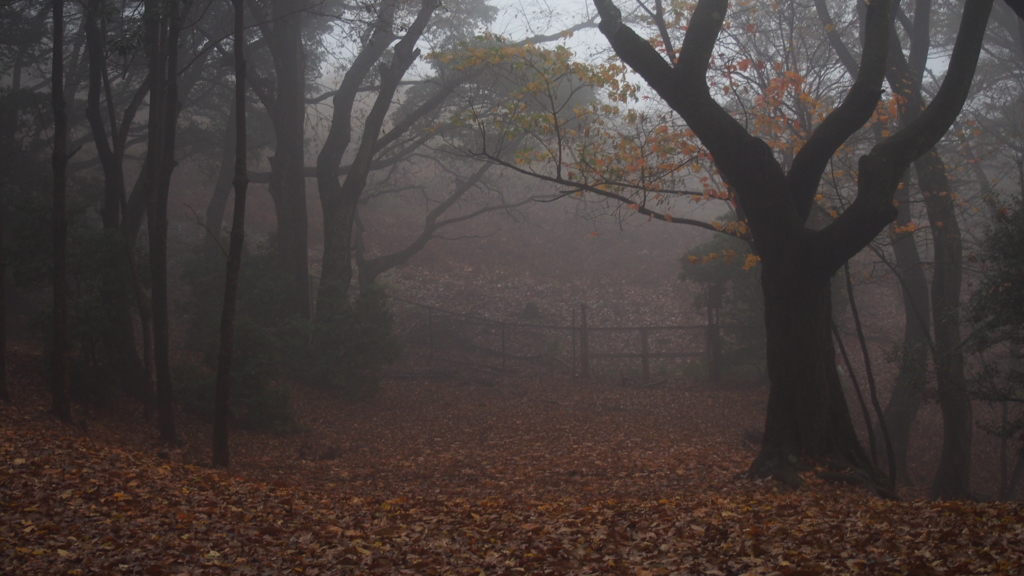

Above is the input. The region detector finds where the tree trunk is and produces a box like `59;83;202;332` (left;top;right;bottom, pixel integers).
879;0;974;497
83;0;147;399
314;2;398;319
918;150;972;500
814;0;933;484
318;194;358;313
751;252;879;486
316;0;440;319
204;106;235;258
213;0;248;468
144;0;181;445
1006;444;1024;500
51;0;72;422
880;177;931;483
0;199;6;404
266;0;309;319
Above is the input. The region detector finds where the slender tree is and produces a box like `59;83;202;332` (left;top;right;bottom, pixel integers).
82;0;150;399
2;0;55;406
813;0;932;483
50;0;72;422
315;0;441;318
887;11;973;500
818;0;974;497
212;0;249;468
143;0;183;445
0;197;6;404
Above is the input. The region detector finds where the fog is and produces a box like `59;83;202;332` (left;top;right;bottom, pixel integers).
3;0;1024;572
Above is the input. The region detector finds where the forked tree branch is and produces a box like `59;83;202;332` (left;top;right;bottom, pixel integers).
814;0;995;273
787;0;892;222
1003;0;1024;20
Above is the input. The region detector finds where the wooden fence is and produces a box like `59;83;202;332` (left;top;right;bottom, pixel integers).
390;297;725;383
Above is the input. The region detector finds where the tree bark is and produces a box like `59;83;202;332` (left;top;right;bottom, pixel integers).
51;0;72;422
755;252;879;486
213;0;249;468
263;0;309;319
144;0;181;445
918;151;972;499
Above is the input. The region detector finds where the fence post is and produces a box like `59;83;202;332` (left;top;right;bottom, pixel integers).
571;307;577;378
706;284;723;384
707;319;721;384
500;321;506;372
427;308;434;348
580;303;589;378
640;327;650;384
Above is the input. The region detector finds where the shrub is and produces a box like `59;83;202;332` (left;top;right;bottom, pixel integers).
680;230;766;383
8;173;141;403
178;239;400;429
968;192;1024;441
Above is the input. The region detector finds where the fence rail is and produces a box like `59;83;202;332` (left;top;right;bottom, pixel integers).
390;296;726;383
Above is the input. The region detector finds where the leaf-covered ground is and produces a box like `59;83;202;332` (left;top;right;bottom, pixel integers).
4;345;1024;576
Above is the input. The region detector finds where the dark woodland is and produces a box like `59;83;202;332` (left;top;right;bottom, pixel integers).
3;0;1024;572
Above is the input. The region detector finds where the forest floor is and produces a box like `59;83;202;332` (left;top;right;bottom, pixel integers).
4;342;1024;576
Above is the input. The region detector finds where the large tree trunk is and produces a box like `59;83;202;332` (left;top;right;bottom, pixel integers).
317;193;357;314
51;0;72;423
266;0;309;319
752;255;878;486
